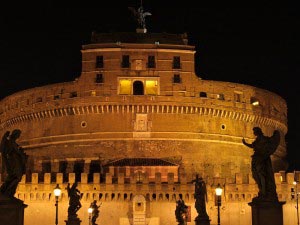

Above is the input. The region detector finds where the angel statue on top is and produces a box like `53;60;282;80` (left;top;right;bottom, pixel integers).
128;1;152;30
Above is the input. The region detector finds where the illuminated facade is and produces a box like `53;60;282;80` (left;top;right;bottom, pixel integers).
0;32;295;225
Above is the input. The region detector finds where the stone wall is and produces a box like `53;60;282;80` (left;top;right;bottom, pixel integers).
2;171;297;225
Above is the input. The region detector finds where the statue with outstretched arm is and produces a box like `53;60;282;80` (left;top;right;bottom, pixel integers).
242;127;280;202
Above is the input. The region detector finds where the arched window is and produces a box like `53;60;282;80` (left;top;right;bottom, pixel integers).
133;81;144;95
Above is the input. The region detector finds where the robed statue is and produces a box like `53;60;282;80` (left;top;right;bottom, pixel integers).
175;198;188;225
242;127;280;202
192;174;209;221
90;200;101;225
0;129;27;198
67;182;82;219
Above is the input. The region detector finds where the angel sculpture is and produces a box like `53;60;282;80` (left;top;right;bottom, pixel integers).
128;5;152;29
242;127;280;202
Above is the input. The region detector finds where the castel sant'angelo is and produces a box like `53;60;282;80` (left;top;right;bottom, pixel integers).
0;8;298;225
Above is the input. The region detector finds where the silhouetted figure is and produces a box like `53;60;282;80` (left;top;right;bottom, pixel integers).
175;198;188;225
242;127;280;202
0;129;27;198
67;182;82;219
192;174;209;220
90;200;101;225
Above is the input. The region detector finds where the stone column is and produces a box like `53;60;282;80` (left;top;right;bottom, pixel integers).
248;201;285;225
0;196;28;225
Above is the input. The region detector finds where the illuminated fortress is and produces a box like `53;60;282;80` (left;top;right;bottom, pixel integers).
0;31;296;225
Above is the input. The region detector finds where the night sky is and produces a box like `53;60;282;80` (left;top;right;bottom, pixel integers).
1;5;299;171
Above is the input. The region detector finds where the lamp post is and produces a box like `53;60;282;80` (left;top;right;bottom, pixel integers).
88;207;93;225
54;184;62;225
215;183;223;225
292;181;300;225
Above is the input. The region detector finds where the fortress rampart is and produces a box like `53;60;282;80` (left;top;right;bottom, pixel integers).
1;171;298;225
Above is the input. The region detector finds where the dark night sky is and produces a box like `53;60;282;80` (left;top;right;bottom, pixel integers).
0;5;299;171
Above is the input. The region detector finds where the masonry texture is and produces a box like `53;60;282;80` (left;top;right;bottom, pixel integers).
0;32;292;225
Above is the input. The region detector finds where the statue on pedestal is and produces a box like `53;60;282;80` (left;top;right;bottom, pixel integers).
90;200;101;225
192;174;210;224
242;127;280;202
175;198;188;225
67;182;82;220
0;129;27;199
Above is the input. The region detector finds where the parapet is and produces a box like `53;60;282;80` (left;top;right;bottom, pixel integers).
6;171;298;203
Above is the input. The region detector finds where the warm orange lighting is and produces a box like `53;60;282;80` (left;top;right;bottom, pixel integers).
54;184;61;197
215;183;223;196
145;80;158;95
119;79;132;94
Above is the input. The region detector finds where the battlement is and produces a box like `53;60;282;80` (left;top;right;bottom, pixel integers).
4;171;298;203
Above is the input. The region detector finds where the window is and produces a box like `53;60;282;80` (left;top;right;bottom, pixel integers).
96;56;104;68
122;55;130;68
119;79;132;95
36;97;43;103
70;92;77;98
173;74;181;83
147;56;156;68
95;74;103;83
234;92;242;102
133;81;144;95
250;97;260;106
54;95;60;100
217;94;225;100
173;56;181;69
199;92;207;98
145;80;158;95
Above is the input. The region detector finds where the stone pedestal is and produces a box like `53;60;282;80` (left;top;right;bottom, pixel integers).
248;201;285;225
195;216;210;225
65;218;82;225
0;195;28;225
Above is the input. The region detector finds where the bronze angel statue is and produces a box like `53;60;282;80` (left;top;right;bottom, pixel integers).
67;182;82;219
128;5;152;29
242;127;280;202
0;129;27;199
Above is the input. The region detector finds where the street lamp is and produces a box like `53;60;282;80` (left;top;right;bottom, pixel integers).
215;183;223;225
291;181;299;225
54;184;62;225
88;207;93;225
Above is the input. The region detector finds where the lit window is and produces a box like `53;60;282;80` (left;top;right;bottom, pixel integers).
250;97;260;106
119;79;132;95
217;94;225;100
145;80;158;95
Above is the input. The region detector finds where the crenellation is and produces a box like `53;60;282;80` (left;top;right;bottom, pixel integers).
286;172;295;184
